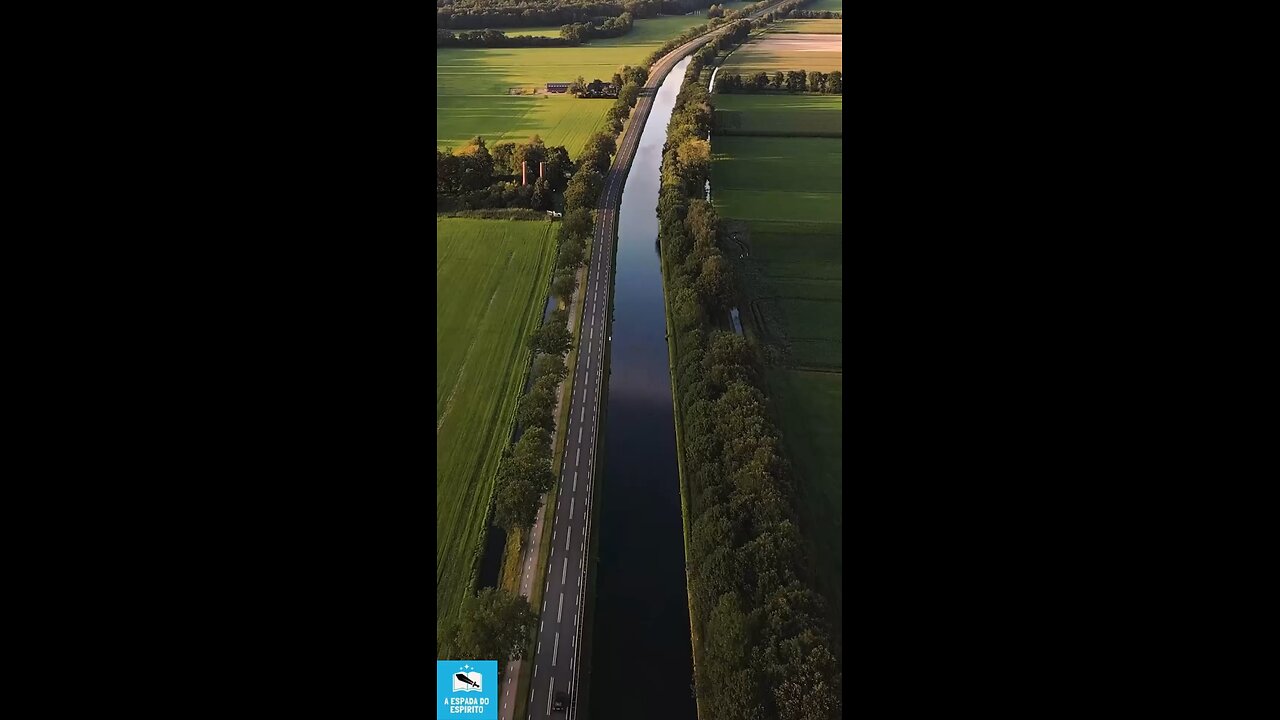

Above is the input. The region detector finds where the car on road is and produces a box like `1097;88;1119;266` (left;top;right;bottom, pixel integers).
552;691;569;712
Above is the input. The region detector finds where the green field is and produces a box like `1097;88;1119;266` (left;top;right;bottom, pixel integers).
712;136;843;224
805;0;843;11
714;94;842;136
766;368;843;642
499;26;566;37
718;25;842;75
773;19;842;34
436;217;557;628
438;15;706;155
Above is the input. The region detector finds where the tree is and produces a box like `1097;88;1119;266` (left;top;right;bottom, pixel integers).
786;70;805;93
671;286;705;333
807;71;824;93
752;71;769;90
564;169;603;211
551;268;577;303
530;176;551;210
531;352;568;386
561;207;592;239
516;386;556;433
491;142;516;174
570;75;586;94
437;588;536;664
618;81;641;108
695;252;735;312
513;425;552;461
585;131;616;158
529;311;571;355
771;71;784;89
556;235;584;268
513;136;546;177
677;138;712;192
437;150;461;194
825;70;842;94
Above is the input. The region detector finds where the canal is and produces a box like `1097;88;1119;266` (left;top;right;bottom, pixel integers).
589;55;697;720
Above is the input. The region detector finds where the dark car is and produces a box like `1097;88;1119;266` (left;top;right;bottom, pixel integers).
551;691;569;712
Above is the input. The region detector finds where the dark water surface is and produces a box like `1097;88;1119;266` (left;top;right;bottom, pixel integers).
589;55;696;720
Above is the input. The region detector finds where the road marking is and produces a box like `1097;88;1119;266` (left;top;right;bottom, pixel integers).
565;525;572;550
569;497;574;520
562;557;568;584
553;529;556;542
552;632;560;667
534;664;538;677
542;599;546;612
557;593;563;622
537;640;541;654
576;447;580;465
573;470;577;492
541;620;544;633
546;679;553;716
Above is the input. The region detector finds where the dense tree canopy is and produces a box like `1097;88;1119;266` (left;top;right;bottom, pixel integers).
437;587;536;667
654;31;842;720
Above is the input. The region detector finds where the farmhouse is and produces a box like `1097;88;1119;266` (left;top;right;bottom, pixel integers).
546;82;571;93
579;79;619;99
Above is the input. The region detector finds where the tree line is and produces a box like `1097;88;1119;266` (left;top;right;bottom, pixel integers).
655;30;841;720
437;0;718;29
436;27;572;46
436;136;572;212
715;69;842;93
436;12;636;46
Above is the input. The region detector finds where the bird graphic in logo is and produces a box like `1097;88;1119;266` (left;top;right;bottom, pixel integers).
452;665;483;692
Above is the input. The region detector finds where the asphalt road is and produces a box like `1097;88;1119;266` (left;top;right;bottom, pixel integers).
518;7;785;719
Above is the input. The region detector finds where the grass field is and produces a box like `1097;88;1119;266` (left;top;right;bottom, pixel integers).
718;28;842;75
499;26;565;37
436;217;557;629
805;0;843;11
438;15;706;155
766;368;842;642
773;19;842;34
712;136;842;224
714;94;842;136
